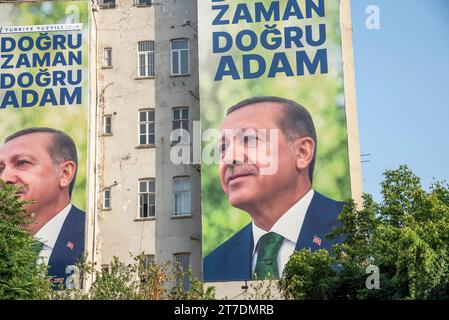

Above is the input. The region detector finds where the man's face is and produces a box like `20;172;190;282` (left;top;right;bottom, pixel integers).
0;133;62;215
219;103;299;212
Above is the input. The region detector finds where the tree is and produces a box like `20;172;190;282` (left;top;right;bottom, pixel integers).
0;181;52;299
280;249;337;300
279;165;449;300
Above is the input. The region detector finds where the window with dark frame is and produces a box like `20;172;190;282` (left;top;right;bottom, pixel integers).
101;265;110;273
104;115;112;134
140;254;155;282
99;0;116;9
172;107;189;144
174;253;190;292
103;188;111;209
134;0;152;6
103;47;112;67
139;179;155;218
144;254;155;268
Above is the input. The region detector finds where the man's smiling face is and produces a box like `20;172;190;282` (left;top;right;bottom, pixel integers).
0;133;62;215
219;102;299;214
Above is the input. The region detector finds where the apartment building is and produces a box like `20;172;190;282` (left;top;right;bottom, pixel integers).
94;0;201;288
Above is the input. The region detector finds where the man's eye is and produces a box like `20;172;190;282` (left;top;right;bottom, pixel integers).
243;135;257;144
219;144;227;154
17;160;30;167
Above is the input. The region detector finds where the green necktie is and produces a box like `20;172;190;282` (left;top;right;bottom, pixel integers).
253;232;284;279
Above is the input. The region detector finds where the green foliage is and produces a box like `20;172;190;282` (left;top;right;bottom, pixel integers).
6;164;449;300
52;253;216;300
0;181;52;299
87;256;138;300
278;165;449;300
169;268;216;300
279;249;337;300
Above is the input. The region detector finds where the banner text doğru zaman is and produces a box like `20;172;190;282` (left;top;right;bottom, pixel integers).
0;32;83;109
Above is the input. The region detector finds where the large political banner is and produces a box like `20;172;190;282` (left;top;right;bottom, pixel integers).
0;0;89;287
199;0;355;282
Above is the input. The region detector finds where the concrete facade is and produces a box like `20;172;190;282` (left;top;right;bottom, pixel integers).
95;0;157;268
153;0;202;278
93;0;202;280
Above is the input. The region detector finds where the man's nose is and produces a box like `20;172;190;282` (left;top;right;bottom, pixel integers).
223;140;246;165
0;167;18;185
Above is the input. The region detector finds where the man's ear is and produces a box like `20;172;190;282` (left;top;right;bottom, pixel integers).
294;137;315;171
59;160;76;190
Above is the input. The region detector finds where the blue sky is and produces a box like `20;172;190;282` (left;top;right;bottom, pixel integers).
350;0;449;201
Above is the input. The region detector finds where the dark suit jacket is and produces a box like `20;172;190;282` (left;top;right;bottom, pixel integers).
203;191;345;282
47;205;85;287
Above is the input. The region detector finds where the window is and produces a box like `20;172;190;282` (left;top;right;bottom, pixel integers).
171;107;189;144
104;115;112;134
103;188;111;209
134;0;152;6
103;48;112;67
173;177;191;216
99;0;116;9
139;179;155;218
140;254;155;282
174;253;190;292
144;254;155;268
170;39;189;76
138;41;155;77
172;107;189;132
138;110;155;145
101;265;110;273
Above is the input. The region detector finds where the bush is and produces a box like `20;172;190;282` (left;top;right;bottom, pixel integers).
0;181;52;299
279;165;449;300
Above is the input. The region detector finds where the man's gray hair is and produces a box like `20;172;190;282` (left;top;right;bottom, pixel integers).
5;127;78;197
227;96;317;183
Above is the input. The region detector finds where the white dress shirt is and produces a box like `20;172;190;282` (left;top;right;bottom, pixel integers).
34;204;72;265
252;189;314;276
